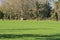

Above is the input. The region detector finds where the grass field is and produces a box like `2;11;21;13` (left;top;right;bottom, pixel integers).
0;20;60;40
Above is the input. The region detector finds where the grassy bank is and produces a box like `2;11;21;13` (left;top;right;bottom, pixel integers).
0;20;60;40
0;20;60;35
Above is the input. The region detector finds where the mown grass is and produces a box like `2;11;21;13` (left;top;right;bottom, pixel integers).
0;20;60;35
0;20;60;40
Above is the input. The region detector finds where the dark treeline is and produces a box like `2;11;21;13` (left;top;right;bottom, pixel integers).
0;0;59;20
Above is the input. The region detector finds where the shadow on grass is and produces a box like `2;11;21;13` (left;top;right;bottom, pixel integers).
0;28;59;40
0;34;60;40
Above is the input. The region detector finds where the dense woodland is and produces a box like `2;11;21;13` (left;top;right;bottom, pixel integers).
0;0;60;20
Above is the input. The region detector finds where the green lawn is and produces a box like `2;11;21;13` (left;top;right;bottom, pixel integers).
0;20;60;40
0;20;60;35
